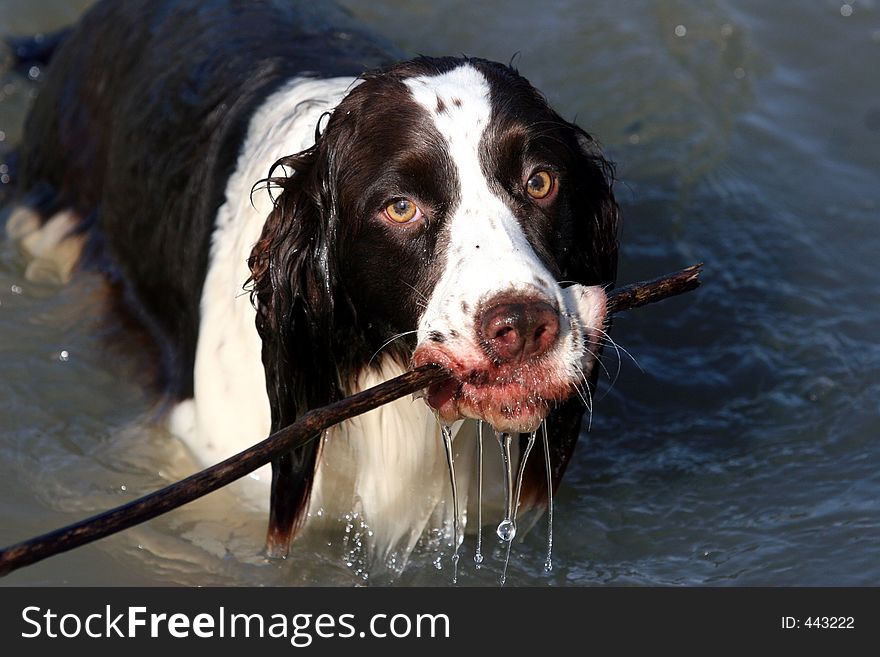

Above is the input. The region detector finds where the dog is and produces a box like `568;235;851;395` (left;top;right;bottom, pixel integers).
5;0;619;573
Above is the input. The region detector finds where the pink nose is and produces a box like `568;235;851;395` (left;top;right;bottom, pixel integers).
478;298;560;364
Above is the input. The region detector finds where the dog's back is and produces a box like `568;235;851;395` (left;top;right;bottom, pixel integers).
13;0;397;397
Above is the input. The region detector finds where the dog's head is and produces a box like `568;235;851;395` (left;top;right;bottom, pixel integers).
250;55;619;434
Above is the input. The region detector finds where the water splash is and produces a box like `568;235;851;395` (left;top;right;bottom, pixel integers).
340;509;370;581
474;421;484;568
541;421;554;572
440;424;460;584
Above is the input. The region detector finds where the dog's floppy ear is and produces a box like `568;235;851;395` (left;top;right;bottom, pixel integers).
248;140;341;558
566;128;621;288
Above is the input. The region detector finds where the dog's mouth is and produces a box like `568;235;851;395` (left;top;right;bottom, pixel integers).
412;284;607;433
423;370;560;433
412;345;590;434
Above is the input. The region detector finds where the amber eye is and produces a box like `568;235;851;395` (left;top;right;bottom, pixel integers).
526;170;554;199
384;198;420;223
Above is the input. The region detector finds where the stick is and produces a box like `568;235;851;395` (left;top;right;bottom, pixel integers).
0;263;702;576
606;263;703;314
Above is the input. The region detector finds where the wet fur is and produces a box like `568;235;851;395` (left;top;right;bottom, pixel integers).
8;0;619;567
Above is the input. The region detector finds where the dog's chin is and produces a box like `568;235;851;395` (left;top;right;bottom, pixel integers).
413;349;585;434
425;377;553;433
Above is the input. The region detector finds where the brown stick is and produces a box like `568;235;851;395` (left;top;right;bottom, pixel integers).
606;263;703;314
0;263;702;577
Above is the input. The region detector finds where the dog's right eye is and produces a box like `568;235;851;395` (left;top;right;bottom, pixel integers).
384;198;421;223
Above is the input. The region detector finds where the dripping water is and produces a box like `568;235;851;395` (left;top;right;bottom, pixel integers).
500;430;536;585
494;431;515;543
440;424;460;584
541;421;554;572
475;421;484;568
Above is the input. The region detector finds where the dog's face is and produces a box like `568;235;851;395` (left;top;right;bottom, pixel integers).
251;57;618;434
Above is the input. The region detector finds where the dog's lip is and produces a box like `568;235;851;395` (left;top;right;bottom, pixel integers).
426;376;462;410
413;348;565;433
427;374;554;433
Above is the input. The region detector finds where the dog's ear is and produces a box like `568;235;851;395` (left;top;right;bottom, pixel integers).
247;141;341;557
566;128;621;288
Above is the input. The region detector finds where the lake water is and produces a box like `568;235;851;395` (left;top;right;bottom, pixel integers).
0;0;878;586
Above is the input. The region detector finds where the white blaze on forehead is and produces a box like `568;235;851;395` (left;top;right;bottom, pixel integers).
404;64;563;342
404;64;492;197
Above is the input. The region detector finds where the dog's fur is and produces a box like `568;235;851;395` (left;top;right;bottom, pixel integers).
6;0;619;571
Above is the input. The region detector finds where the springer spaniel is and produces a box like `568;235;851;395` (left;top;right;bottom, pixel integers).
6;0;619;574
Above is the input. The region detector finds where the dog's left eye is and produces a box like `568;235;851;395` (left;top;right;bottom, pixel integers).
384;198;421;223
526;170;555;200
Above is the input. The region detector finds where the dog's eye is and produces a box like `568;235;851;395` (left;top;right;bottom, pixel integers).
384;198;421;223
526;170;554;200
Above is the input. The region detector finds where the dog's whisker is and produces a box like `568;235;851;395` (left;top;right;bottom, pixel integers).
400;279;429;305
368;330;419;366
576;366;595;431
594;326;643;373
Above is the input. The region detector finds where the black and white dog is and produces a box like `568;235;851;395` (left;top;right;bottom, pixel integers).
7;0;619;570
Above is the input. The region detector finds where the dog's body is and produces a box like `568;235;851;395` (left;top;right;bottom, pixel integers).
7;0;618;571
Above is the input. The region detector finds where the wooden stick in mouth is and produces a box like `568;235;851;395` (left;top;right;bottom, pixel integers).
0;263;703;577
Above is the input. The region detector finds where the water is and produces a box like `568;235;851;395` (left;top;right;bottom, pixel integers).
439;424;460;584
494;432;516;542
501;430;536;586
541;423;554;572
2;0;879;586
474;422;484;568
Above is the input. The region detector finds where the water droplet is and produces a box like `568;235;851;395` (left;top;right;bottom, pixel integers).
59;350;70;362
495;431;514;529
440;423;460;584
503;430;537;584
541;422;555;574
733;67;746;80
11;284;23;295
474;422;484;568
28;65;40;80
674;24;687;37
496;519;516;542
840;3;853;17
120;484;127;491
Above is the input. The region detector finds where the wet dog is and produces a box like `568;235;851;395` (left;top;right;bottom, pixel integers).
6;0;618;571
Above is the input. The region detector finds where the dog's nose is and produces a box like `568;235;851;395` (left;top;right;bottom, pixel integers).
478;298;560;364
